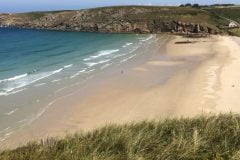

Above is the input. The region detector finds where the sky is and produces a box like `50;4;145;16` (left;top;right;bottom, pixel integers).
0;0;239;13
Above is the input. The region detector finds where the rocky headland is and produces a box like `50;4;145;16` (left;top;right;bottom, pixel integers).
0;6;223;35
0;6;240;35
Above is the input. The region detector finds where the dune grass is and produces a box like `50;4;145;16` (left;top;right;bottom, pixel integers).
1;114;240;159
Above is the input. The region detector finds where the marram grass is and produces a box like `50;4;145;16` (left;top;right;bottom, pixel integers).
1;114;240;160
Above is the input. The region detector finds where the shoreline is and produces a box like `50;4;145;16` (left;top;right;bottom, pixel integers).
1;34;240;149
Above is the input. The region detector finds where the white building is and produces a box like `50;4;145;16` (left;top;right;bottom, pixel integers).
229;21;239;28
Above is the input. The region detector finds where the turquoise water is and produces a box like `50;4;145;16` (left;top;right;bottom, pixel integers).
0;27;155;142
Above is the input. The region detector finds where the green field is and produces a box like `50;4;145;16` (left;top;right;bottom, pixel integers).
205;7;240;23
1;114;240;160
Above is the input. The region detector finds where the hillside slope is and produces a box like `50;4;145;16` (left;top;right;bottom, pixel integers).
0;6;226;34
204;7;240;36
1;6;240;34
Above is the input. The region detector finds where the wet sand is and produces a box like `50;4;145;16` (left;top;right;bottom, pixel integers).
2;35;240;149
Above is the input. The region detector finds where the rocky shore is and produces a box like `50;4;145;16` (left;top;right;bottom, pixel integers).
0;6;221;34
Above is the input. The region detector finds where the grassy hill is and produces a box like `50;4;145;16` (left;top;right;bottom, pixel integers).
205;7;240;23
203;7;240;36
15;6;239;26
2;6;240;34
89;6;215;23
1;114;240;159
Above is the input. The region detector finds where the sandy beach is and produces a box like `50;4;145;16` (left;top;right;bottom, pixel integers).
2;34;240;149
66;35;240;125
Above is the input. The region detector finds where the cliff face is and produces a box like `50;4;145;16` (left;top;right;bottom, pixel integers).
0;6;220;34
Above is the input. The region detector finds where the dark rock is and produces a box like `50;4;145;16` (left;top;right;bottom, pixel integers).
0;9;219;35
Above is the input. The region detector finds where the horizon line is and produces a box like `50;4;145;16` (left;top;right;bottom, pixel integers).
1;3;240;14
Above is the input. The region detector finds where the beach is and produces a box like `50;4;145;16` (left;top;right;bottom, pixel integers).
1;34;240;149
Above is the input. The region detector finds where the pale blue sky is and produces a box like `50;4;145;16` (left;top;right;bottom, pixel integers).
0;0;239;13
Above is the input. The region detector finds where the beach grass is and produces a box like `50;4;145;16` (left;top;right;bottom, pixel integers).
1;113;240;159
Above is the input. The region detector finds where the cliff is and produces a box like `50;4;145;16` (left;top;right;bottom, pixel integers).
1;6;239;34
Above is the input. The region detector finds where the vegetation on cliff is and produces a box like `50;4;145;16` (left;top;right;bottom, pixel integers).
229;28;240;37
0;6;239;34
1;114;240;159
205;7;240;24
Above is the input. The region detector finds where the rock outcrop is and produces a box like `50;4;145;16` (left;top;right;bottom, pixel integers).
0;7;220;34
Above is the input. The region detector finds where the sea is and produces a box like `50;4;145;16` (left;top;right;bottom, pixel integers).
0;27;156;142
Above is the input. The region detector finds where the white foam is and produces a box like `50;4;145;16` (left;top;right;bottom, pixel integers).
70;69;87;79
51;79;61;83
83;57;91;61
0;92;7;96
0;68;63;96
0;88;27;96
70;73;81;79
121;54;137;63
0;73;28;83
52;68;63;74
98;59;111;64
85;69;95;74
4;127;10;131
130;46;139;53
94;49;119;57
126;43;133;46
64;64;73;68
140;35;154;42
34;83;46;87
112;54;127;58
86;59;111;67
4;132;13;137
84;49;119;61
85;62;98;67
55;86;68;93
4;108;18;116
17;118;29;124
0;138;6;142
7;88;27;95
70;74;79;79
79;69;87;73
101;63;112;69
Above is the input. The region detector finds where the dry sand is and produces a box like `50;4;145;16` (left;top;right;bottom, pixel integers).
2;35;240;149
33;35;240;135
65;35;240;129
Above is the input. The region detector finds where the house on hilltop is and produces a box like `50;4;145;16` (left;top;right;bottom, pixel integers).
229;21;239;28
